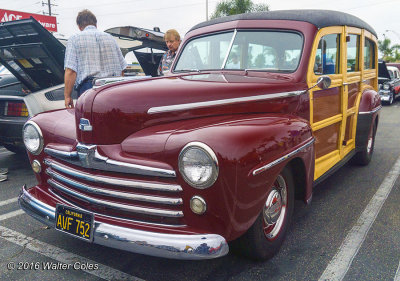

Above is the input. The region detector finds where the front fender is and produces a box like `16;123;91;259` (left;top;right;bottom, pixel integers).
162;113;313;241
359;88;381;113
356;88;381;151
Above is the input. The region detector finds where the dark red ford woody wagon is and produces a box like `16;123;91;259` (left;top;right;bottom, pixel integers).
19;10;381;260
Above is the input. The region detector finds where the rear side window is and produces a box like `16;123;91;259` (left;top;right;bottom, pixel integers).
347;34;360;72
364;38;375;70
314;34;340;75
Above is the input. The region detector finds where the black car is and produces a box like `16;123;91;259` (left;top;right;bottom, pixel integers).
378;60;400;105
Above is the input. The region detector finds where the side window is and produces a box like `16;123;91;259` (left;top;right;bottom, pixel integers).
364;38;375;70
347;34;360;72
314;34;340;75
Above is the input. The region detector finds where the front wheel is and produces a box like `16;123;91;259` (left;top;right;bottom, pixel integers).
231;166;295;260
3;144;25;154
351;121;377;166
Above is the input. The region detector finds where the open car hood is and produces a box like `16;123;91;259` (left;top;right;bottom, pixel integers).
0;17;65;92
105;26;167;77
378;61;391;79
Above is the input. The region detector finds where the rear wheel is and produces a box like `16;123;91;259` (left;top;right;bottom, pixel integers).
231;166;295;260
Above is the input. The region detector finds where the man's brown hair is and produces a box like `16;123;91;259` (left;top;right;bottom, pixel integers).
76;9;97;28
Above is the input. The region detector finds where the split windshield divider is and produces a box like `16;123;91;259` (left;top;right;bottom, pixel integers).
221;29;237;69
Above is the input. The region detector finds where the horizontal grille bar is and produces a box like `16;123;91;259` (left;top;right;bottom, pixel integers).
44;159;182;192
48;179;184;218
44;144;176;178
46;168;183;205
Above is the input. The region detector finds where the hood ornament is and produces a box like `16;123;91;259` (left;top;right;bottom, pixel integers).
79;118;92;131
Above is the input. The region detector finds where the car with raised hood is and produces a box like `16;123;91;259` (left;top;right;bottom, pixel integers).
378;60;400;105
0;18;166;153
19;10;381;261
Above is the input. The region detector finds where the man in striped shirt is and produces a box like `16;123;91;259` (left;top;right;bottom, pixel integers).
64;9;127;108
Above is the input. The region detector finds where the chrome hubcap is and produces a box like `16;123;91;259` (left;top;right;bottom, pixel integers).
367;135;373;154
264;190;282;225
263;174;287;239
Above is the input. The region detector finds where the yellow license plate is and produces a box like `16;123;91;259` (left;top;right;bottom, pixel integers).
55;205;94;242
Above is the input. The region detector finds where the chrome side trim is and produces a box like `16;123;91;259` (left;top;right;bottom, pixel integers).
44;143;176;178
44;159;182;192
19;186;228;260
359;105;382;115
48;179;184;218
148;91;305;114
252;138;315;176
46;168;183;205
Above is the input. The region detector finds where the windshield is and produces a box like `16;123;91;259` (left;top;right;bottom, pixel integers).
174;30;303;72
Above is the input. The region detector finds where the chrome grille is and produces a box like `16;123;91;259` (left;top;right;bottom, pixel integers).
44;156;184;225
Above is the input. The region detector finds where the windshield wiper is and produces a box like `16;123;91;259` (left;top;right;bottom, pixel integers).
174;69;201;73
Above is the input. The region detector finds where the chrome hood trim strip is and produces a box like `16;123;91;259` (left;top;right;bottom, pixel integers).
48;179;184;218
44;159;182;192
44;143;176;178
148;90;305;114
46;168;183;205
19;186;228;260
252;138;315;176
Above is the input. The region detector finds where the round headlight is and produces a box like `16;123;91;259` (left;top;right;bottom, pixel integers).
23;121;43;155
383;84;390;90
178;142;218;189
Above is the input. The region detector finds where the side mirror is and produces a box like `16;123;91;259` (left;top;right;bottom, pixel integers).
316;76;331;89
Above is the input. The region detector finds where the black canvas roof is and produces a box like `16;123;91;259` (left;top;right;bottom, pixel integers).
189;9;377;37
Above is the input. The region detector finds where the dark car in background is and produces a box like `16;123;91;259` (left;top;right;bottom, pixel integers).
0;18;167;153
378;60;400;105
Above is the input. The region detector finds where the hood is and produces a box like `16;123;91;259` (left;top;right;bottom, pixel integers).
75;72;303;144
378;61;391;80
0;17;65;92
105;26;168;77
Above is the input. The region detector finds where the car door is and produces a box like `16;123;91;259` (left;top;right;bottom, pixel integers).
308;27;345;180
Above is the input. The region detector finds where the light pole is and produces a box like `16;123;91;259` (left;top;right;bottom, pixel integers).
206;0;208;21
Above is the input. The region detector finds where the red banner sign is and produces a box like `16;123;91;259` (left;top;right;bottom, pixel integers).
0;9;57;32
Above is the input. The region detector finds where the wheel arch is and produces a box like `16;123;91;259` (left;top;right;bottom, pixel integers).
287;157;308;202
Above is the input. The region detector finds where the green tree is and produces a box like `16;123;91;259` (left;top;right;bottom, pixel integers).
211;0;269;19
378;38;400;62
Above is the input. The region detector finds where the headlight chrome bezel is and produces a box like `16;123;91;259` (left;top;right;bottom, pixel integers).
23;120;44;155
178;142;219;189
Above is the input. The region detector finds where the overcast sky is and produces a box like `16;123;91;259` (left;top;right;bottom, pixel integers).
1;0;400;61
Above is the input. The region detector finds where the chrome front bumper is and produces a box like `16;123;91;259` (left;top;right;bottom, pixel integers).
19;185;229;260
379;90;391;101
